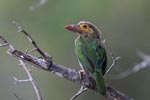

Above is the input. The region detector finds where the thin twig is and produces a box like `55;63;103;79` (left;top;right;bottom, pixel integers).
0;35;8;43
13;92;24;100
0;35;9;47
0;43;8;47
12;21;52;70
13;77;31;84
111;51;150;79
105;56;120;76
16;60;43;100
12;21;46;58
102;40;120;76
70;86;88;100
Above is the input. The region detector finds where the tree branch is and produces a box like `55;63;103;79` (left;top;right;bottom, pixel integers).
15;60;43;100
0;22;133;100
0;37;132;100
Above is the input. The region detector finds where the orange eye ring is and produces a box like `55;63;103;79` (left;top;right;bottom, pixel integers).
82;24;88;29
80;24;90;32
79;24;94;34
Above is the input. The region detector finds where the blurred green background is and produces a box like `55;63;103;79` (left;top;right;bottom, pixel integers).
0;0;149;100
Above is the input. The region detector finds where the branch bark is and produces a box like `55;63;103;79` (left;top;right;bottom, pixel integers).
6;44;133;100
0;22;133;100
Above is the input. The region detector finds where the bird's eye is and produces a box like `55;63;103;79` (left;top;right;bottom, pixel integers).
80;24;93;34
82;25;88;29
80;24;89;32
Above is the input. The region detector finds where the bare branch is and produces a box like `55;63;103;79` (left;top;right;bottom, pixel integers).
12;21;52;70
13;92;24;100
0;26;133;100
12;21;47;58
14;60;43;100
0;35;9;47
3;43;133;100
111;51;150;79
70;86;88;100
102;39;120;76
13;77;31;84
105;56;120;76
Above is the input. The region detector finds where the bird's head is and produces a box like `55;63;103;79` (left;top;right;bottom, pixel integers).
65;21;101;38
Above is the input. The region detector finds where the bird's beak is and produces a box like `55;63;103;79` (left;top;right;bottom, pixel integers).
64;24;80;32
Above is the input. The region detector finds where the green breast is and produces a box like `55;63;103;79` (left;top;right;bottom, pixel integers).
75;36;99;73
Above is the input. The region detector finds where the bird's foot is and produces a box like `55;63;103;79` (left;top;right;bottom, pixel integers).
79;70;85;80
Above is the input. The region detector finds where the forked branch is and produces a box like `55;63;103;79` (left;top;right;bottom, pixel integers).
0;22;133;100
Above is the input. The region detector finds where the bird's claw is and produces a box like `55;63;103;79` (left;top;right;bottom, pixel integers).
79;70;85;80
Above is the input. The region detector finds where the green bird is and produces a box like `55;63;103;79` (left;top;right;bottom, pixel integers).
65;21;107;95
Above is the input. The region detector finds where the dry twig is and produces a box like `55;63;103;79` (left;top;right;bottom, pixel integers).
70;86;88;100
13;60;43;100
111;51;150;79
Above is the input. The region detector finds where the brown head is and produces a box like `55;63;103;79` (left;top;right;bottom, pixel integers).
65;21;101;38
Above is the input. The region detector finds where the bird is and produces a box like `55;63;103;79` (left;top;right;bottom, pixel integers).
64;21;107;95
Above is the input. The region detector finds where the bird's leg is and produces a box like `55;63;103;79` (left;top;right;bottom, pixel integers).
79;70;85;80
79;69;92;88
79;69;91;80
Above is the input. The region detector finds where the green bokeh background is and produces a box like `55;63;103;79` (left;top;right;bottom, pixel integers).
0;0;149;100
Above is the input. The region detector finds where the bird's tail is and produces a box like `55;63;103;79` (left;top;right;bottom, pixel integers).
95;69;106;95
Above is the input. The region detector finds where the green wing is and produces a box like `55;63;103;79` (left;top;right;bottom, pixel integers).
95;45;107;95
96;45;107;75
